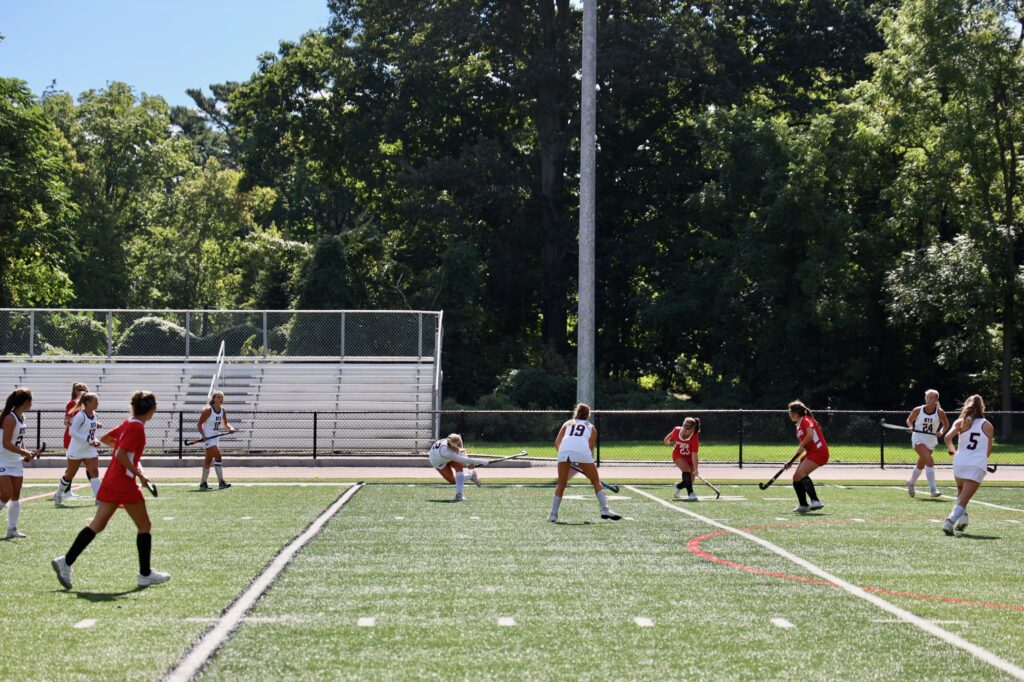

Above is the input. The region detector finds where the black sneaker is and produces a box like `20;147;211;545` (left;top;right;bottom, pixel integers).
219;482;232;489
600;510;622;521
199;482;210;490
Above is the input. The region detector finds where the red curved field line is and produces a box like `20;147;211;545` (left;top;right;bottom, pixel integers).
687;526;1024;612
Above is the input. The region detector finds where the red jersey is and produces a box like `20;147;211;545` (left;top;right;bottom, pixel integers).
63;399;76;449
667;427;699;460
99;419;146;495
796;415;828;454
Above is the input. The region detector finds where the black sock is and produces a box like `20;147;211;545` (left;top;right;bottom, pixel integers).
803;476;819;502
793;480;808;506
137;533;152;576
675;481;685;490
682;473;693;494
86;471;94;480
66;527;96;566
61;477;72;492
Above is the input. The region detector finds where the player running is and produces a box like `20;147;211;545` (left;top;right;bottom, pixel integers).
56;382;90;503
784;401;828;513
941;394;994;536
549;403;620;523
1;388;43;539
198;391;234;490
428;433;487;501
52;391;170;589
55;392;103;506
905;389;948;498
664;417;700;501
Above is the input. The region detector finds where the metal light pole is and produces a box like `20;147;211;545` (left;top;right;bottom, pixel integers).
577;0;597;407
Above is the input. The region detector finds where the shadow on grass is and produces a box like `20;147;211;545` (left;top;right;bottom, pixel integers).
66;587;146;601
427;499;460;503
958;534;1001;541
552;520;596;526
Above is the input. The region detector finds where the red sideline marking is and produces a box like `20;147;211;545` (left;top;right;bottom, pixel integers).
688;522;1024;612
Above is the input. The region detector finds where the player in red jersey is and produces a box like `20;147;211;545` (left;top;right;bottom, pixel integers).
52;391;170;590
55;382;91;503
784;401;828;513
664;417;701;501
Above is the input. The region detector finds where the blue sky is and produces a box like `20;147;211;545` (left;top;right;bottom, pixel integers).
1;0;331;106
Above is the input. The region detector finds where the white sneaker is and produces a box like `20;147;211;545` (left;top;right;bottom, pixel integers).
54;495;65;507
942;518;955;536
52;556;73;589
954;512;969;531
687;493;698;501
137;570;171;587
6;527;26;539
808;500;824;511
469;469;481;487
930;489;942;498
548;513;558;523
906;481;915;498
793;505;809;514
453;493;464;502
63;490;81;500
673;488;684;500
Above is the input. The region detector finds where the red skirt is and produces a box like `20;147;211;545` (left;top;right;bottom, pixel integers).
672;453;696;473
805;448;830;467
97;484;145;506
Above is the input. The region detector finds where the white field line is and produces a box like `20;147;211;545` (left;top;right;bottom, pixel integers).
142;482;360;488
889;486;1024;513
626;485;1024;680
770;617;795;629
633;617;654;627
357;617;376;627
497;617;516;627
163;483;363;682
73;618;97;629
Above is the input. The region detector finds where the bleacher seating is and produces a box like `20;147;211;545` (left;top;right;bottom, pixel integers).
0;361;437;455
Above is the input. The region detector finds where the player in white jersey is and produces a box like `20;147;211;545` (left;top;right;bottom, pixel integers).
55;392;103;506
198;391;234;490
941;394;994;535
428;433;487;501
548;403;620;522
1;388;44;538
904;389;949;498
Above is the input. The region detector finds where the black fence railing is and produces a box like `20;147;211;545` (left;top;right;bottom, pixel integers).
19;409;1024;466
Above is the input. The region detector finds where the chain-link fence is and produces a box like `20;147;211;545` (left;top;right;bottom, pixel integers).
20;408;1024;464
0;309;441;362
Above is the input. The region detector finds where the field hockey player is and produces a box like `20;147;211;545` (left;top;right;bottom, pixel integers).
549;403;620;522
52;391;170;589
197;390;234;490
664;416;700;501
1;388;42;539
55;391;103;506
785;401;828;514
57;382;90;503
427;433;487;501
905;389;948;498
941;394;994;536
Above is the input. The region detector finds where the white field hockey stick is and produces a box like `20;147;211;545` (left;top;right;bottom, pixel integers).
567;462;620;493
477;450;528;466
184;431;241;446
880;421;940;436
695;473;720;499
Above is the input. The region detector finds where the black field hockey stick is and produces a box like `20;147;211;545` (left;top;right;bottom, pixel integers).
880;421;941;436
183;431;239;446
144;480;158;497
696;473;720;499
759;452;803;490
567;462;620;493
478;450;528;466
987;463;998;474
31;442;47;460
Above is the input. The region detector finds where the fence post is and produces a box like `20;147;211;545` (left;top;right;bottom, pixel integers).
28;310;35;358
178;412;184;459
185;311;191;361
106;312;113;359
313;412;318;460
879;413;885;469
738;411;744;469
262;311;268;359
340;312;346;360
36;410;42;450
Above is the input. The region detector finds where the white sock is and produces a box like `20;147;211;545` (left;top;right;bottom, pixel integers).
455;472;465;495
7;500;21;530
925;467;936;490
550;495;562;517
596;490;609;513
90;477;101;496
949;504;965;523
201;467;210;484
55;478;67;499
909;467;922;484
214;461;225;484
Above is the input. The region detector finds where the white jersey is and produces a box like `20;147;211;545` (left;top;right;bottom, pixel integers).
67;410;99;460
1;411;27;467
427;439;486;469
202;406;225;447
557;419;594;458
911;405;942;449
954;417;990;468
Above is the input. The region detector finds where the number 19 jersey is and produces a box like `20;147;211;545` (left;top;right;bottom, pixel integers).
558;419;594;461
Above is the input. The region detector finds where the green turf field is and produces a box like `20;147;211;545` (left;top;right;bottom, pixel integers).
2;481;1024;680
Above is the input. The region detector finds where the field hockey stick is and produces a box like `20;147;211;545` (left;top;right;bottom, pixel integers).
758;452;803;490
144;480;158;497
567;462;620;493
880;421;939;436
478;450;528;466
30;442;47;460
987;463;998;473
183;431;240;446
696;473;720;499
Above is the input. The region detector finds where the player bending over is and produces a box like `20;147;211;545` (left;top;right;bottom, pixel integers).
52;391;170;590
428;434;486;502
941;394;993;536
665;417;700;501
905;389;948;498
784;401;828;514
549;403;620;522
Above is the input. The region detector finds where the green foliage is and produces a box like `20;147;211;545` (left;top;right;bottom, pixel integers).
113;316;188;357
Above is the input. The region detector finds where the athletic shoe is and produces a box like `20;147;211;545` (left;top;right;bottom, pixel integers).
954;512;969;531
673;488;684;500
793;505;809;514
198;482;210;490
906;481;915;498
54;495;65;507
5;527;26;539
137;570;171;587
930;490;942;498
218;482;232;490
688;493;699;501
453;493;464;502
63;491;82;500
600;509;622;521
51;556;73;589
468;469;481;487
548;513;558;523
942;518;955;536
808;500;824;511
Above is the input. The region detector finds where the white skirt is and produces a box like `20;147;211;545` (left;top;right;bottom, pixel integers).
0;455;24;477
952;461;987;483
911;433;938;450
557;450;594;464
